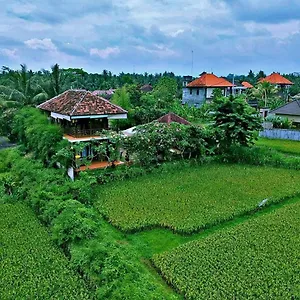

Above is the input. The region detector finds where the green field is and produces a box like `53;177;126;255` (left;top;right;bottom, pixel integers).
96;164;300;233
256;137;300;155
153;200;300;299
0;203;92;299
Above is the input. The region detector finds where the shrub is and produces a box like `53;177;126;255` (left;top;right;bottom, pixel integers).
12;107;63;165
211;95;262;151
265;115;294;129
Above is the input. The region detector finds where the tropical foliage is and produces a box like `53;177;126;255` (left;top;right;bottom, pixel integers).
211;95;262;150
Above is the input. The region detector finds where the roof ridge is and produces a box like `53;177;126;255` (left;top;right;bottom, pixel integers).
70;90;89;116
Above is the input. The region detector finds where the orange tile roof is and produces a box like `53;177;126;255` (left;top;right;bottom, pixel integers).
259;73;293;85
241;81;253;88
187;73;234;88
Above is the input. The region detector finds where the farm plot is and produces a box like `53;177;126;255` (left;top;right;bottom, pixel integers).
96;164;300;233
0;203;92;299
153;200;300;299
256;137;300;155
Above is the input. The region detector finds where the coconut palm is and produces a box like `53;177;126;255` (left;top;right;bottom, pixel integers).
251;81;279;108
0;64;48;106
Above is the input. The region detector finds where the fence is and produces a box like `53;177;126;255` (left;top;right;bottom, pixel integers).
259;129;300;141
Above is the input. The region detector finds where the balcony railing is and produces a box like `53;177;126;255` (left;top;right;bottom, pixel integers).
64;127;105;138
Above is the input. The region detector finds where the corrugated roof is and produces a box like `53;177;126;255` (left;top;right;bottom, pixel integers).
270;100;300;116
259;73;293;85
38;90;127;116
187;73;234;88
157;113;191;125
241;81;254;88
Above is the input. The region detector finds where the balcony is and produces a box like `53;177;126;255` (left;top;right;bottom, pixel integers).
64;127;105;138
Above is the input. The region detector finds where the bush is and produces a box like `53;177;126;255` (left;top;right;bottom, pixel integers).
221;145;300;170
211;95;262;151
124;122;209;167
12;107;63;165
266;115;294;129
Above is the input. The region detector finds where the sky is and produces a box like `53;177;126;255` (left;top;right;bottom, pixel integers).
1;0;300;76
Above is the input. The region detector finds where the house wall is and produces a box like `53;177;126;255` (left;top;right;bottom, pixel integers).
182;87;206;107
206;87;226;99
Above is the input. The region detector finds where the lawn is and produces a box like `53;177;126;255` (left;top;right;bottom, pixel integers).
0;203;92;299
96;164;300;233
256;137;300;155
153;199;300;299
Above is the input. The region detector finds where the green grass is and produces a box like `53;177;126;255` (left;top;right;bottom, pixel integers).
0;203;92;299
256;137;300;155
96;164;300;233
153;199;300;299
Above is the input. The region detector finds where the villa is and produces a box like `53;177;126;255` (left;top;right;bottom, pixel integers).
182;72;234;107
38;89;127;178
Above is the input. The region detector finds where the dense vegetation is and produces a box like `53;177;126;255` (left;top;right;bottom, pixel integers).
153;200;300;299
0;203;92;299
96;163;300;233
0;150;178;299
1;64;299;299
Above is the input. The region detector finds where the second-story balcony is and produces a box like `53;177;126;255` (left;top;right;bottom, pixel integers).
64;127;106;138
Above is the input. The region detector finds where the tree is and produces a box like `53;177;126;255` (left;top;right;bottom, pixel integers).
211;95;262;150
111;87;133;129
0;64;47;105
255;70;266;81
251;81;279;108
152;77;178;109
246;70;255;85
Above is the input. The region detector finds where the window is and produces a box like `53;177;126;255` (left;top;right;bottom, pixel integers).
197;89;199;95
190;89;192;95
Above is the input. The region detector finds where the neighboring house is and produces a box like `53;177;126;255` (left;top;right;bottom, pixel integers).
122;113;190;137
232;81;253;96
157;112;191;125
269;100;300;124
91;89;115;100
140;84;153;93
38;90;127;178
259;72;293;88
182;72;234;107
259;73;293;102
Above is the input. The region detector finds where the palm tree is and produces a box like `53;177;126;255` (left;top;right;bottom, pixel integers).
0;64;47;106
251;82;279;108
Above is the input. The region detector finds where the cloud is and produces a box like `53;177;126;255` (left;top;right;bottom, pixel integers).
135;44;178;58
24;38;57;51
0;48;18;60
90;47;120;59
1;0;300;74
224;0;300;24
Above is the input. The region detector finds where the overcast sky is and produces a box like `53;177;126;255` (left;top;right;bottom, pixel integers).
1;0;300;76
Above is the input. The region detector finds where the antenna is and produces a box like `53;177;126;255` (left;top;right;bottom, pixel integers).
191;50;194;76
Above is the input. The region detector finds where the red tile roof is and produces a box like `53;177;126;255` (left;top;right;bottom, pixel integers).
259;73;293;85
38;90;127;116
187;73;234;88
157;113;191;125
241;81;253;88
